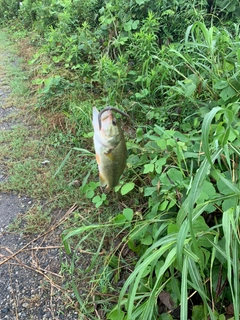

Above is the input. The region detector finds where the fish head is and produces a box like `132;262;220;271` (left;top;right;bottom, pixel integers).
93;107;122;146
100;109;120;142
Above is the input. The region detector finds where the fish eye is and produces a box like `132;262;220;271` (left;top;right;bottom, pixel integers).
112;119;117;125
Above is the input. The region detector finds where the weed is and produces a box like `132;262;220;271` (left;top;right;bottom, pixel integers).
1;2;240;319
16;205;52;235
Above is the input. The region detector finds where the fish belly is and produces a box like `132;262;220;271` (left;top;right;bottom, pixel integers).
97;139;126;189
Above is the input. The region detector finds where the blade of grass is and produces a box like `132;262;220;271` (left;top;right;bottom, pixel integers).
188;259;215;319
86;229;106;272
201;106;222;165
71;280;88;313
54;149;72;177
223;207;240;318
142;247;177;319
209;234;219;312
118;238;176;318
180;256;188;320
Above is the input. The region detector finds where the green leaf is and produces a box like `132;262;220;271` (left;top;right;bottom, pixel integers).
92;195;101;203
192;305;205;320
114;214;127;224
197;180;216;203
174;131;189;142
121;182;135;195
135;88;149;99
157;138;167;150
202;107;223;164
62;237;71;254
222;198;236;212
214;80;228;89
155;158;166;174
95;200;103;208
132;20;139;30
91;194;105;208
216;171;232;195
86;189;95;199
144;186;157;197
159;313;174;320
180;256;188;320
143;163;154;174
185;82;196;97
107;309;125;320
63;224;102;241
167;168;183;184
124;20;133;32
136;127;143;142
220;86;236;101
136;0;149;4
159;200;169;211
123;19;139;32
123;208;134;221
167;222;179;234
141;233;152;245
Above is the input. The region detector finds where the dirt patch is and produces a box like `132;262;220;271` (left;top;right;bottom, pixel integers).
0;106;19;130
0;194;29;231
0;205;80;320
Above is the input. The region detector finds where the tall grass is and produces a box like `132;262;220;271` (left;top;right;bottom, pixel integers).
4;2;240;318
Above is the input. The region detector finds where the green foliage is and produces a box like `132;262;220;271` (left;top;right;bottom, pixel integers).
62;100;240;318
210;0;240;18
71;0;103;27
0;0;20;20
31;75;74;108
2;1;240;319
11;0;240;111
19;0;65;31
60;15;240;318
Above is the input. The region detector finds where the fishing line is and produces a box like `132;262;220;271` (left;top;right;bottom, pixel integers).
98;106;130;130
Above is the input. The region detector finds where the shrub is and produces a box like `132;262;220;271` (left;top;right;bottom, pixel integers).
0;0;20;20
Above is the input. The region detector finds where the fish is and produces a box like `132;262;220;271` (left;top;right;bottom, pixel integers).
92;106;128;189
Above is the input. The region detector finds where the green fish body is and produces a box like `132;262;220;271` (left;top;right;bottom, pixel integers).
92;107;127;189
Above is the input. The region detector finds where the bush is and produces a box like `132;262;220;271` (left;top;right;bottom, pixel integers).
3;1;240;319
0;0;20;20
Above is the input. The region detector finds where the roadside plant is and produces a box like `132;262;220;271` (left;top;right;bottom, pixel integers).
3;1;240;319
0;0;20;20
33;75;74;108
105;102;240;320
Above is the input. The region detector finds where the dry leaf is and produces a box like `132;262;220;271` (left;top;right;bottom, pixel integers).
159;291;174;310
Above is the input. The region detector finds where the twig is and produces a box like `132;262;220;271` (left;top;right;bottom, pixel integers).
9;260;62;279
92;294;101;320
23;245;62;251
0;245;61;251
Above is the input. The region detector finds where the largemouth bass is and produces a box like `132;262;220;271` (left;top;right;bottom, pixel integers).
92;107;128;189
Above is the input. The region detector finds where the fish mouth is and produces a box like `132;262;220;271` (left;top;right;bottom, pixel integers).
98;106;130;130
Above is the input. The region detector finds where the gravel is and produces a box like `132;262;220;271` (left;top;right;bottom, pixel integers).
0;206;80;320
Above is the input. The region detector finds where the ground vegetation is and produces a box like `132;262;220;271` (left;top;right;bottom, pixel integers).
0;0;240;319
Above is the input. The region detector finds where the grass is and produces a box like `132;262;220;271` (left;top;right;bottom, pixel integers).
0;29;117;318
0;122;72;198
8;204;52;234
0;31;94;206
0;10;240;320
